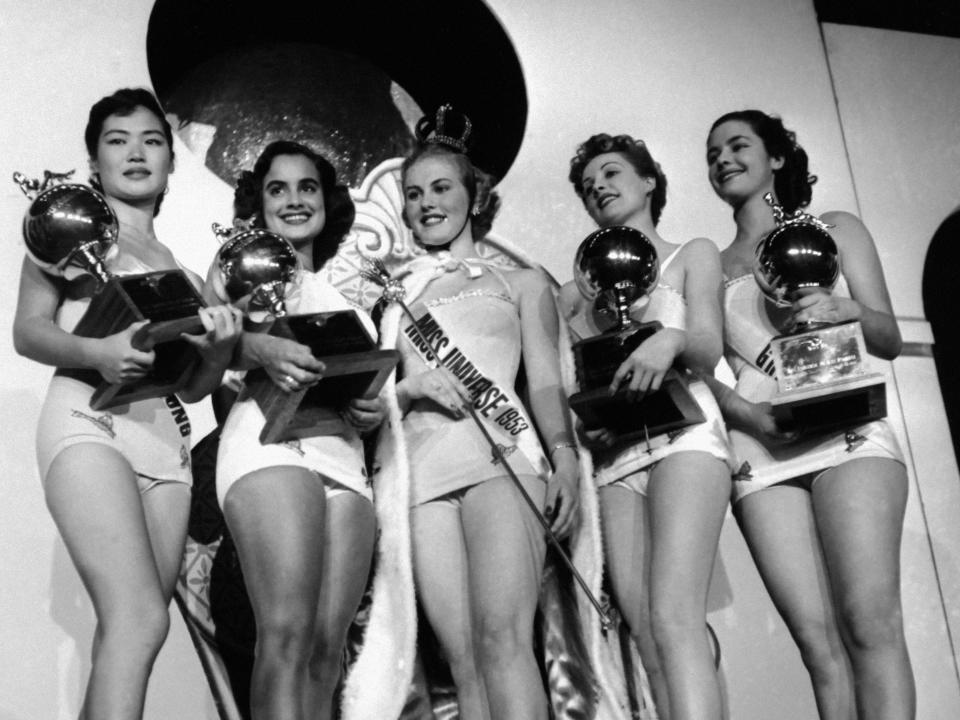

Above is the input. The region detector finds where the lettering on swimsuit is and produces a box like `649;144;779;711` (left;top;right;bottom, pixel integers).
164;396;191;437
489;443;519;465
733;461;754;482
755;343;777;377
70;409;116;439
403;314;530;437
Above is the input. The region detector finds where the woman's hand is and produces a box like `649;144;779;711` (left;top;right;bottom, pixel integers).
397;368;470;418
344;395;386;434
244;332;325;393
91;321;156;384
575;418;615;452
741;399;798;445
610;328;684;397
791;290;861;327
545;449;580;538
181;306;244;367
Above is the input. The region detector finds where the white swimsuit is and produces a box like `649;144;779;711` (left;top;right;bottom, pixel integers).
723;272;904;501
215;271;374;507
572;248;734;496
35;254;194;491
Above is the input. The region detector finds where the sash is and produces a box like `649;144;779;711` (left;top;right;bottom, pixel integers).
401;307;551;478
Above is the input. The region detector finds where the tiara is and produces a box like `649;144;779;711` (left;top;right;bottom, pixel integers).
415;104;473;153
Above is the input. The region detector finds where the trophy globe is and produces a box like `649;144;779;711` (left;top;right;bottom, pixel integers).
753;193;839;319
573;225;659;332
752;193;886;432
15;173;118;283
215;226;300;319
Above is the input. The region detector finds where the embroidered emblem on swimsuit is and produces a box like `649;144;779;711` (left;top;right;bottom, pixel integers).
844;430;867;453
282;439;305;457
180;445;190;469
666;428;686;444
733;461;754;482
490;443;518;464
70;409;116;439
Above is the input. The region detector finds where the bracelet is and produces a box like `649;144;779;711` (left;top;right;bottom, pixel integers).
548;441;579;458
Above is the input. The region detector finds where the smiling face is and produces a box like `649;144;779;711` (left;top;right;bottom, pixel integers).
580;152;655;228
706;120;784;207
402;154;473;249
260;154;327;248
91;106;173;205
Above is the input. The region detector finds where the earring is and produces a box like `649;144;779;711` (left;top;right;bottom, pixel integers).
470;204;481;217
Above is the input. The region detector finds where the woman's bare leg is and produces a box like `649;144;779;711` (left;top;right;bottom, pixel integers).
647;451;729;720
222;466;327;720
46;444;188;720
462;475;547;720
813;458;914;720
304;491;376;720
736;484;855;720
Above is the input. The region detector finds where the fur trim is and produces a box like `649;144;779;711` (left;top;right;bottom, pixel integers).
340;303;417;720
557;309;657;720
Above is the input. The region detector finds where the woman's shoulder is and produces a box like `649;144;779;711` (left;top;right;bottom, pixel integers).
503;264;552;292
675;237;723;279
557;280;584;319
678;236;722;260
819;210;877;253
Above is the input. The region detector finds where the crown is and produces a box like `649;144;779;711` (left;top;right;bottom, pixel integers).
415;104;473;153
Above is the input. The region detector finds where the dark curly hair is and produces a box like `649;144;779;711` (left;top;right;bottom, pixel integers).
234;140;355;271
85;88;175;217
400;143;500;243
709;110;817;213
568;133;668;225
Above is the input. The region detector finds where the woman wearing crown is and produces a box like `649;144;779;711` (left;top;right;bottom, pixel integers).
705;110;912;719
342;106;581;720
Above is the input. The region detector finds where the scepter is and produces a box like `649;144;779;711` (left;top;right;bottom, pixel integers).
362;258;611;629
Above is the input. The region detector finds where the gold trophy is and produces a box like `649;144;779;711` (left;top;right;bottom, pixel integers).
15;171;206;410
215;225;399;443
568;226;704;442
754;194;886;432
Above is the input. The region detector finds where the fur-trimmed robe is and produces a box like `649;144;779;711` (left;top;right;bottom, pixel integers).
340;248;655;720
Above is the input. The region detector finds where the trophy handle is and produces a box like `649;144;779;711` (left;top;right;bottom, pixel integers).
613;283;636;332
71;241;113;285
252;283;288;318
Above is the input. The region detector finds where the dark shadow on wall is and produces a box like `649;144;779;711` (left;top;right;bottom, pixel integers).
146;0;528;187
922;207;960;466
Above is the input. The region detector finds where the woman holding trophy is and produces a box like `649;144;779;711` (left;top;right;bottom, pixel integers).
13;88;243;719
705;110;913;719
368;107;580;720
206;140;383;720
560;133;733;720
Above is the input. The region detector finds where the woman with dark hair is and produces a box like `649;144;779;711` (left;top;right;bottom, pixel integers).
706;110;914;719
363;110;580;720
13;87;242;719
206;140;382;720
560;133;733;720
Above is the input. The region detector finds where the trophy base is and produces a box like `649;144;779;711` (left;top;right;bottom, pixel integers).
573;321;661;391
569;369;706;444
770;373;887;433
67;271;206;410
244;311;400;444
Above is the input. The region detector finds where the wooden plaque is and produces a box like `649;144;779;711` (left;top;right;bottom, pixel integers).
569;321;705;442
64;270;206;410
243;310;400;444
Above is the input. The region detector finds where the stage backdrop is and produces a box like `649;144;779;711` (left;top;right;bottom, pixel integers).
2;1;959;719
